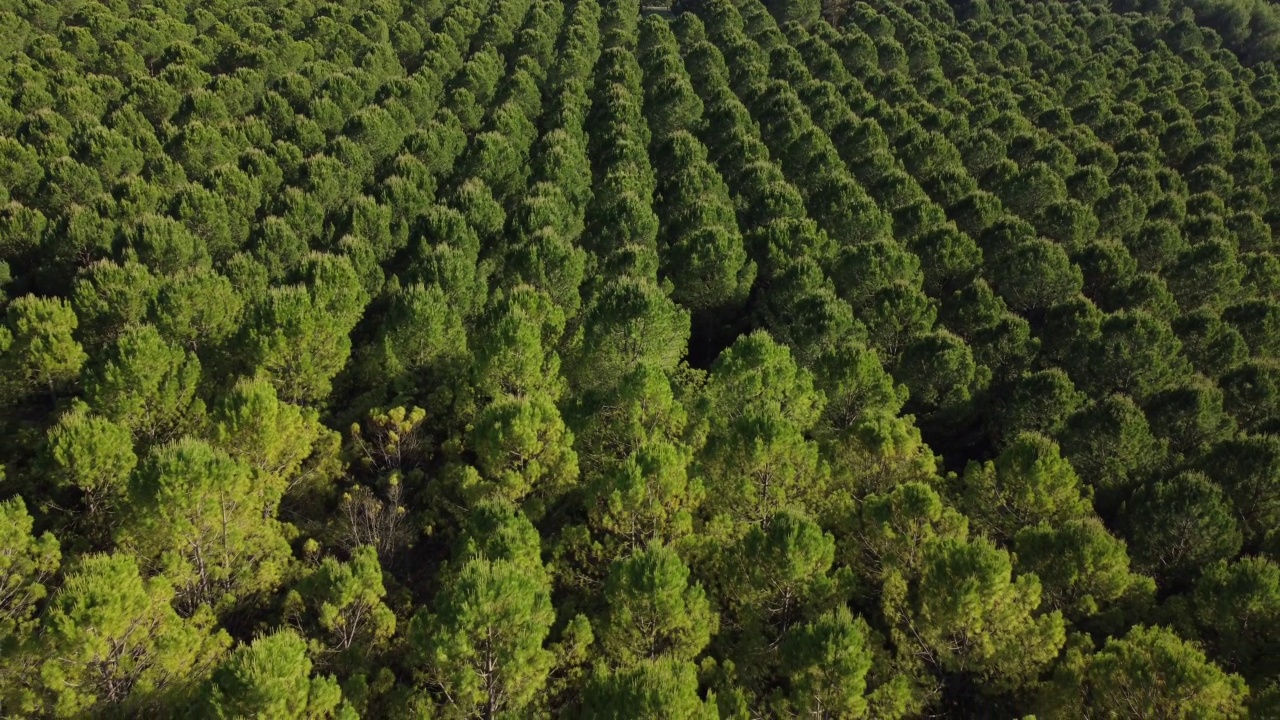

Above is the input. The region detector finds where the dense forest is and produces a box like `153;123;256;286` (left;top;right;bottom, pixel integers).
1;0;1279;714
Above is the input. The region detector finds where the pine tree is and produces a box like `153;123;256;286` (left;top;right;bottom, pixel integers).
31;553;229;717
198;629;349;719
600;543;717;666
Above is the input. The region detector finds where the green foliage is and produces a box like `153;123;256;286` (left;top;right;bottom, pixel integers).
696;331;827;528
705;507;843;693
0;294;86;403
581;657;719;718
70;260;159;350
30;553;229;717
472;286;566;400
1086;310;1192;400
198;629;348;720
600;543;716;666
42;406;136;538
208;377;326;513
289;546;396;672
0;496;60;643
572;277;691;398
1044;625;1247;719
118;438;292;611
653;132;756;320
1185;0;1280;64
988;239;1083;312
777;605;875;717
243;284;359;405
954;432;1091;541
1122;472;1243;586
896;329;986;411
2;0;1279;712
410;519;555;716
1201;435;1280;544
591;437;701;548
150;268;243;355
1190;557;1280;684
1013;517;1153;619
469;392;580;512
83;324;204;445
850;481;968;582
885;535;1065;686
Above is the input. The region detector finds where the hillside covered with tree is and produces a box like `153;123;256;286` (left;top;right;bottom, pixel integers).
1;0;1279;715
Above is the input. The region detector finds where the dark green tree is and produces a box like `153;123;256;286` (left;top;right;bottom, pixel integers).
1188;556;1280;686
1201;435;1280;545
1122;472;1243;586
1057;394;1165;517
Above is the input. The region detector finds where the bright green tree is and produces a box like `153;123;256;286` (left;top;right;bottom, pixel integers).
41;405;136;540
83;324;204;445
366;281;469;399
469;392;580;512
777;604;875;718
289;546;396;671
1044;625;1247;719
197;629;349;720
208;377;327;514
1013;517;1153;620
721;509;841;684
883;536;1065;688
118;438;292;611
571;277;690;398
243;284;359;404
32;553;229;718
953;432;1091;541
600;543;717;666
591;438;703;554
150;268;244;355
0;294;86;403
472;286;567;401
411;555;554;716
0;496;60;644
70;260;159;350
696;331;827;528
581;657;718;718
850;481;968;584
